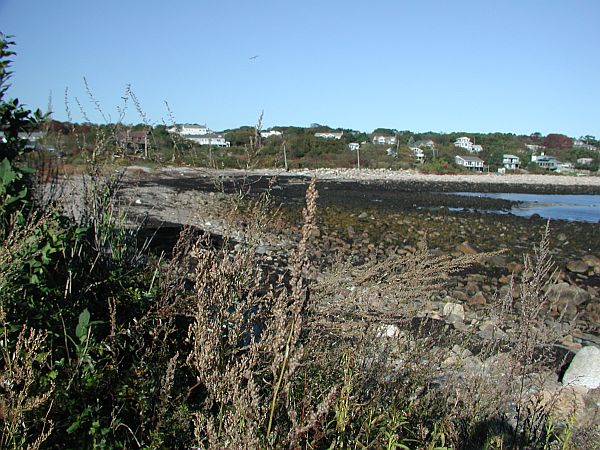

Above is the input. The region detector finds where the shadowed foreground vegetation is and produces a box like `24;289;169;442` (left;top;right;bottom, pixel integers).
1;34;599;449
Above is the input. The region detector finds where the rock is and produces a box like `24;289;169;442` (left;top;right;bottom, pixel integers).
582;254;600;268
533;386;588;424
547;282;590;307
486;255;508;268
465;282;479;296
567;259;589;274
478;321;508;341
357;212;368;220
443;302;465;323
557;233;567;241
559;335;582;351
506;262;524;273
456;241;479;255
451;290;468;302
378;324;402;338
562;346;600;389
469;291;487;306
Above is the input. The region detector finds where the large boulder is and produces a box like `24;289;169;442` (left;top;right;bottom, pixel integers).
562;346;600;389
547;282;590;307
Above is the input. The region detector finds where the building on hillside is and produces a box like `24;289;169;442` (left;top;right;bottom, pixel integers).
315;131;343;139
573;140;597;151
117;130;150;153
186;133;230;147
260;130;283;138
17;131;46;150
525;144;545;152
372;134;396;145
454;137;482;153
412;139;435;148
455;155;484;171
348;142;360;151
502;154;521;170
413;148;426;164
168;124;210;136
577;157;594;166
535;155;560;171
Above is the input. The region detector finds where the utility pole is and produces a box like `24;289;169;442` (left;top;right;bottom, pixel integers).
283;140;288;171
357;145;361;170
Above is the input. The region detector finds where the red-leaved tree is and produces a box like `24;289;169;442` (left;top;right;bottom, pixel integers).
543;133;573;149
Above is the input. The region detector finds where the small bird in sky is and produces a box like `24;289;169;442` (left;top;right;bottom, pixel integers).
249;55;259;61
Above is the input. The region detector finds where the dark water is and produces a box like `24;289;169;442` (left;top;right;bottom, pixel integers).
448;192;600;223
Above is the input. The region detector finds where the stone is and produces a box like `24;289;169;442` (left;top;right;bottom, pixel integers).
357;212;368;220
456;241;479;255
547;282;590;307
486;255;508;268
566;259;589;274
443;302;465;323
469;292;487;306
562;346;600;389
559;335;582;351
478;321;508;341
582;254;600;270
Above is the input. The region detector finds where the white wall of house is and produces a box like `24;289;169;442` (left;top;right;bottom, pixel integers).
372;135;396;145
455;155;484;170
315;132;343;139
502;154;520;169
186;134;230;147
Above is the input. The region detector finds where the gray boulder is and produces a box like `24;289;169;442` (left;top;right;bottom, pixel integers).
562;346;600;389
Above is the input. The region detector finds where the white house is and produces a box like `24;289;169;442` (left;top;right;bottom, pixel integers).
525;144;545;152
348;142;360;151
186;133;230;147
502;154;521;170
577;157;594;166
412;139;435;148
535;155;560;171
573;140;597;151
372;134;396;145
454;137;472;150
412;148;425;164
260;130;283;138
455;155;484;171
315;131;343;139
168;124;210;136
454;137;482;153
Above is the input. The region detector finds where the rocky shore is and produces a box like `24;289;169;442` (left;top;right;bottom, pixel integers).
58;166;600;432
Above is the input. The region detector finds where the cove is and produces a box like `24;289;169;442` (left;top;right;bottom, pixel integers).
447;193;600;223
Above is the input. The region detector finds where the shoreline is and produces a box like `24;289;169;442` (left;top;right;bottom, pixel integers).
126;166;600;195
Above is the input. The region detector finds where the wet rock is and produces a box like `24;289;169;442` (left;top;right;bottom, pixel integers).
562;346;600;389
582;254;600;274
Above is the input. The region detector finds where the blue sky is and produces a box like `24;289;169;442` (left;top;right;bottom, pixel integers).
1;0;599;137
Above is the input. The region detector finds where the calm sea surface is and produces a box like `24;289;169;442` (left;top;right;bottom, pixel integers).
448;193;600;223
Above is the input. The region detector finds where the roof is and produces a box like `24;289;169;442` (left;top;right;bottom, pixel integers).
456;155;484;162
503;154;519;159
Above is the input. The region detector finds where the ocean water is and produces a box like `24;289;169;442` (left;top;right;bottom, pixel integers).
448;193;600;223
